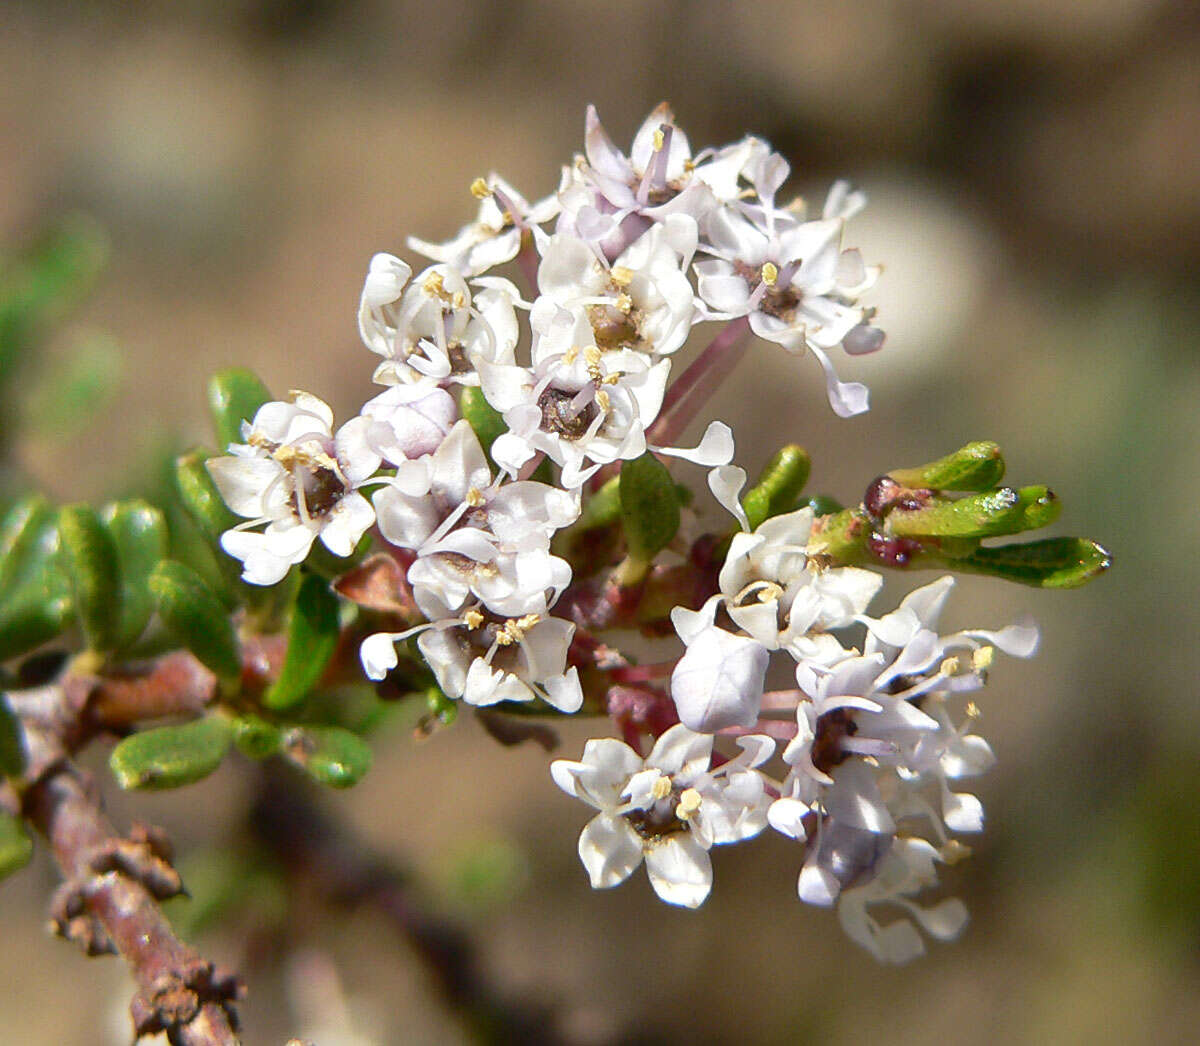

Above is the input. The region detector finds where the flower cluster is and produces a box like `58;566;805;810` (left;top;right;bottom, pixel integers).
207;103;1040;961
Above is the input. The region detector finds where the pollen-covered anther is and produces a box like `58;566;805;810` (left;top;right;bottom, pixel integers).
675;787;702;821
973;646;995;673
600;373;621;386
615;293;634;314
422;271;453;303
761;262;779;287
940;840;973;865
465;487;486;508
609;266;633;287
452;291;466;309
652;128;665;152
497;613;541;646
965;701;981;720
461;608;485;629
651;774;672;801
470;177;491;199
594;389;611;413
563;345;581;366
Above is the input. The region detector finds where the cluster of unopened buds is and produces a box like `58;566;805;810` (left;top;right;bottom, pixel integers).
205;104;1078;962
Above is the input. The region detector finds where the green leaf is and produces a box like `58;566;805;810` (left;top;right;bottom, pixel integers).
109;716;233;790
0;573;73;663
0;694;25;776
149;561;242;682
263;573;340;711
281;725;372;788
807;508;870;565
0;810;33;879
619;452;680;564
0;495;54;599
175;450;241;549
954;537;1113;589
888;441;1005;492
886;488;1028;539
742;445;811;531
101;500;168;650
459;385;507;464
207;368;271;450
58;504;122;653
231;714;283;760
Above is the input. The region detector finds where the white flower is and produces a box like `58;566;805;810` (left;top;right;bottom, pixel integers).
207;392;377;585
551;724;774;908
361;606;582;713
694;185;883;417
533;222;698;359
838;838;969;963
480;348;732;490
373;421;576;619
360;260;521;387
352;381;458;467
669;596;769;733
408;175;559;276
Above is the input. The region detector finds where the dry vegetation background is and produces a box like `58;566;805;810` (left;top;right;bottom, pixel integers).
2;1;1199;1043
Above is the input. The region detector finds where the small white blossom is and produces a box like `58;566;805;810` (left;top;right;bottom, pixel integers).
552;725;774;908
207;392;377;585
408;175;559;276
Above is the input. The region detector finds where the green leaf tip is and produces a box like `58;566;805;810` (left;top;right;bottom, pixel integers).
955;537;1113;589
109;716;233;791
742;445;811;532
207;368;271;451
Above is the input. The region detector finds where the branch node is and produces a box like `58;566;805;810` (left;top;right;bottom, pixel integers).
130;960;244;1039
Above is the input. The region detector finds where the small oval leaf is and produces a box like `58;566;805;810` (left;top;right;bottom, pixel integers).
101;499;168;650
58;504;123;653
0;495;54;599
619;452;681;564
888;441;1006;492
886;488;1027;539
263;573;340;711
742;445;811;532
208;368;271;451
0;810;33;879
957;537;1113;589
149;561;242;682
110;716;233;791
282;725;372;789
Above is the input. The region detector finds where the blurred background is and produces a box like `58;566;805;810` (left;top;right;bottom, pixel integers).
1;1;1198;1042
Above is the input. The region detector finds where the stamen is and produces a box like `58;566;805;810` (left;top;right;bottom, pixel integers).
651;774;672;800
470;177;491;199
761;262;779;287
675;787;702;820
940;840;972;865
465;487;486;508
461;608;484;629
610;266;633;287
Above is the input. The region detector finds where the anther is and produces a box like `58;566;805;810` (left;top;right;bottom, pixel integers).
470;177;491;199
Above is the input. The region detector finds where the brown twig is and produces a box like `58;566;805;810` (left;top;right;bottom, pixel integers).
10;673;243;1045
